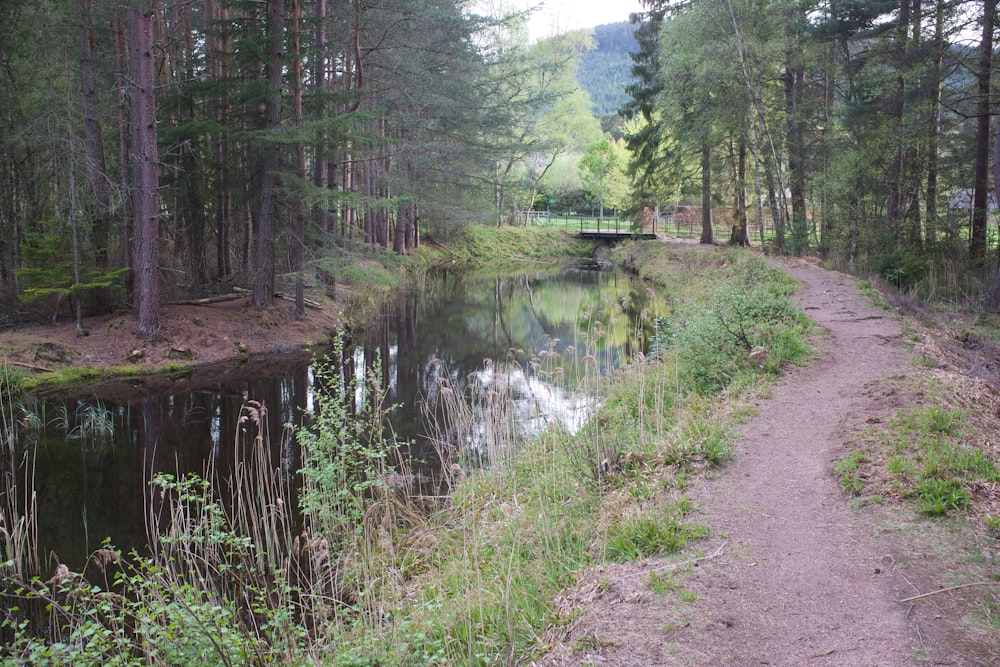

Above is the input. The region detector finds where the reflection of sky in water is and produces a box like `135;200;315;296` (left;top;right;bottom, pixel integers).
18;269;650;569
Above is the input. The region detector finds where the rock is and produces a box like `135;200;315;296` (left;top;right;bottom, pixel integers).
748;346;770;368
127;348;145;362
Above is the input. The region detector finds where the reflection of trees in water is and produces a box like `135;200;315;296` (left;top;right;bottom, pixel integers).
25;269;654;570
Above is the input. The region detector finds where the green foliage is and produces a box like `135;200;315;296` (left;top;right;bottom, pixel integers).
835;450;868;494
577;22;637;117
663;416;733;467
872;245;928;291
297;341;396;550
15;220;128;318
0;366;28;402
654;257;808;394
436;225;594;264
840;404;998;516
916;478;972;516
605;500;708;562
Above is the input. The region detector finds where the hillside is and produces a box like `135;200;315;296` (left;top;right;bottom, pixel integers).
578;22;638;117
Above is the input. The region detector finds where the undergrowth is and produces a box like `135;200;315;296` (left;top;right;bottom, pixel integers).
1;244;813;665
837;398;1000;518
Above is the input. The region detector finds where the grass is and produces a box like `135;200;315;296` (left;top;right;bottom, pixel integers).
605;504;708;562
0;239;814;665
417;225;595;267
838;397;1000;519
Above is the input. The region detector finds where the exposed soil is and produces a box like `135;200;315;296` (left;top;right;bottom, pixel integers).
538;256;1000;666
0;293;342;400
3;250;998;664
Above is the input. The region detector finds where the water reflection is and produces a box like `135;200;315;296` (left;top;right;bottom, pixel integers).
6;268;655;571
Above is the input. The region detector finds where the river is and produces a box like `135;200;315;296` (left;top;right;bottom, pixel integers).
4;267;655;571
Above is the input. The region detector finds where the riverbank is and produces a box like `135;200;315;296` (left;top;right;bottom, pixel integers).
3;232;997;665
0;227;595;396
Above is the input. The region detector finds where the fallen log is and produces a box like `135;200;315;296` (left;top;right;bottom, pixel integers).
232;287;322;310
166;293;246;306
8;360;56;373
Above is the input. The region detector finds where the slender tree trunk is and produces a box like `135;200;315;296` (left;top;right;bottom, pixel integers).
66;87;84;332
311;0;328;235
885;0;911;242
252;0;284;308
785;57;807;255
971;0;995;262
113;10;133;294
764;154;785;253
76;0;112;282
128;5;160;336
730;137;750;246
749;113;766;250
700;143;714;244
291;0;305;318
925;0;945;247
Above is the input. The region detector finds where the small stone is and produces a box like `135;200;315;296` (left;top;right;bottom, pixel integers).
748;346;770;368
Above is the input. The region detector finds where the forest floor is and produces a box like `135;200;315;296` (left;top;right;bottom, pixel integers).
538;254;1000;666
0;290;343;400
3;245;999;664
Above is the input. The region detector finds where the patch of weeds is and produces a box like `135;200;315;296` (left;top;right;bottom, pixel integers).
0;364;29;401
649;571;699;602
664;417;733;468
916;478;971;516
858;280;891;309
985;514;1000;538
572;634;606;653
835;449;868;494
852;403;998;518
605;500;708;562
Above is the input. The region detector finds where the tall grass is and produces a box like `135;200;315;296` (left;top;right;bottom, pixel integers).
0;247;813;666
1;366;40;583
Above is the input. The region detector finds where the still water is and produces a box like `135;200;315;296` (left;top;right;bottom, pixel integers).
6;268;655;570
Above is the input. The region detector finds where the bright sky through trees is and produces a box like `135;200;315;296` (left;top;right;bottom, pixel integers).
521;0;644;40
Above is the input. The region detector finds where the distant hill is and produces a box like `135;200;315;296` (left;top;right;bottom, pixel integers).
577;22;638;117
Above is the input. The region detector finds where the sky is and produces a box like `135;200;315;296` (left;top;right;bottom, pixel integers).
519;0;645;40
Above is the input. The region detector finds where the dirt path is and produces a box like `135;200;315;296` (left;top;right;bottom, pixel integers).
678;261;916;665
540;260;938;666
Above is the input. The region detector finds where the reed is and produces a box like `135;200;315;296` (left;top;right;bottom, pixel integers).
1;368;40;583
0;247;814;665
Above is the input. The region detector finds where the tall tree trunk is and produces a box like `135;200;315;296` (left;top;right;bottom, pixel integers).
291;0;305;318
729;136;750;246
971;0;996;263
252;0;284;308
128;5;160;336
311;0;328;235
885;0;911;242
785;56;807;255
207;0;232;280
76;0;112;283
113;10;133;294
700;143;713;244
990;110;1000;309
925;0;945;247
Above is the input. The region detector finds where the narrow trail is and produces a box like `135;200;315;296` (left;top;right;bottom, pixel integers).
679;261;916;665
540;259;933;666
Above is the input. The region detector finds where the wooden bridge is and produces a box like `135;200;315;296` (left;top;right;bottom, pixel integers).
576;229;658;241
574;218;658;241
